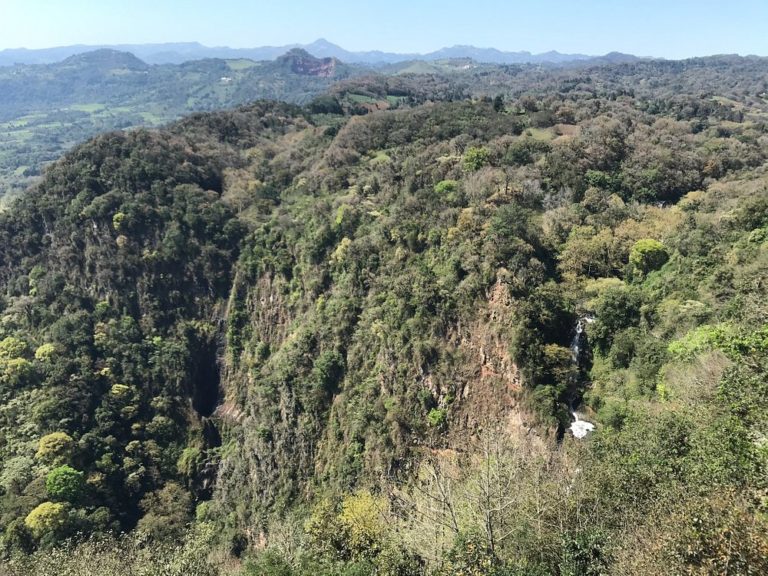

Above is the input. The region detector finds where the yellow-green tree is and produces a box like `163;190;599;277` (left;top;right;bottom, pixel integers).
338;490;388;557
35;432;75;465
24;502;68;539
629;239;669;275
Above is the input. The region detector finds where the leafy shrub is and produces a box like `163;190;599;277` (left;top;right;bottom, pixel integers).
34;343;57;362
596;399;629;430
629;239;669;275
46;465;85;503
463;147;491;172
0;336;28;359
3;530;219;575
35;432;75;465
434;180;458;195
338;491;388;558
426;408;447;428
558;530;609;576
24;502;69;539
591;286;643;352
435;534;503;576
608;328;640;368
667;324;732;361
504;137;550;165
136;483;193;540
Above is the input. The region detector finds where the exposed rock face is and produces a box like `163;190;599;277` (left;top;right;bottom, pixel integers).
277;48;339;77
448;278;527;442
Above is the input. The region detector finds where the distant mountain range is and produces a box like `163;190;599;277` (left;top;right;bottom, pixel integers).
0;38;639;66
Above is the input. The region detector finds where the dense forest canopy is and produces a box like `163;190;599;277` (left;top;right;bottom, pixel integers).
0;55;767;574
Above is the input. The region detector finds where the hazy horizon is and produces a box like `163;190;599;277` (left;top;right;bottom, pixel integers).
2;0;767;59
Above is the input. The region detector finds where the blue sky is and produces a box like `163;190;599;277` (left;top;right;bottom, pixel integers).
1;0;766;58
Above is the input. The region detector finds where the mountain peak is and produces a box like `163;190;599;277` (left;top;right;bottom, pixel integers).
278;47;316;60
308;38;337;48
0;41;633;68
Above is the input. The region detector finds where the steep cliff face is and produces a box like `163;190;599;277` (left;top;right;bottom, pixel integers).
0;94;634;543
0;101;315;537
213;265;534;531
275;49;341;77
208;104;548;531
448;279;525;439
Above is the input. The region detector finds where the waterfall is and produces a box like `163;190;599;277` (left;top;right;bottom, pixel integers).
570;315;594;364
569;410;595;439
568;315;596;439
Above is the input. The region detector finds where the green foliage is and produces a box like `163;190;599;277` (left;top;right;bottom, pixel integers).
24;502;69;539
112;212;126;231
45;465;85;503
426;408;447;428
33;343;57;362
558;225;625;279
3;530;219;576
177;446;203;479
0;337;28;359
0;356;34;388
435;534;504;576
607;328;640;368
462;146;491;172
303;490;412;573
503;136;550;166
434;179;458;194
35;432;75;465
136;483;193;540
312;350;345;398
629;238;669;275
667;323;733;361
585;169;618;190
596;398;629;430
718;350;768;430
591;285;642;353
540;344;578;387
244;550;296;576
559;531;609;576
530;385;562;423
338;491;387;558
309;94;344;115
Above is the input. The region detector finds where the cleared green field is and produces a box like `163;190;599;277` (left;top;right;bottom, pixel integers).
227;59;257;71
524;127;556;141
68;103;106;113
347;93;379;104
386;95;407;106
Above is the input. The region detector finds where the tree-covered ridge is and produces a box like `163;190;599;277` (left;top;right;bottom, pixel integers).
3;52;767;203
0;49;358;202
0;58;767;574
0;102;309;547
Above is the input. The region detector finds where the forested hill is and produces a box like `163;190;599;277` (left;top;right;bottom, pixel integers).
0;48;358;201
1;57;768;575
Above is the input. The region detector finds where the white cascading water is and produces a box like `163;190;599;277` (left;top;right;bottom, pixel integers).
569;410;595;438
568;316;596;439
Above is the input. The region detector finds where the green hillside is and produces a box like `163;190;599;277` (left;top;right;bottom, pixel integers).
0;49;359;203
0;58;767;575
